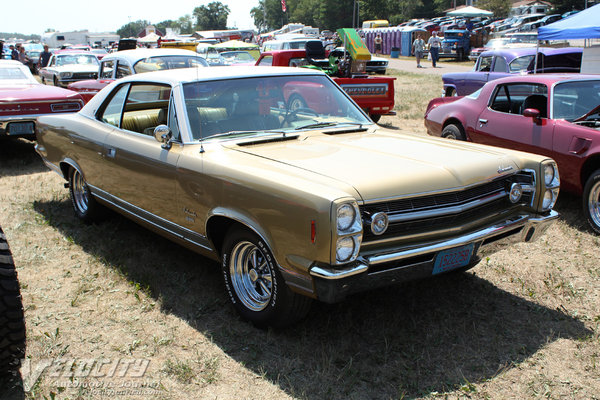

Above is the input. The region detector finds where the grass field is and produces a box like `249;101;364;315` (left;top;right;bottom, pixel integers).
0;71;598;400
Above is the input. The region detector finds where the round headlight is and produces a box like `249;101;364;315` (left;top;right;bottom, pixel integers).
544;164;555;186
509;183;523;204
542;189;555;210
337;204;356;231
336;237;355;262
371;212;389;235
60;71;72;78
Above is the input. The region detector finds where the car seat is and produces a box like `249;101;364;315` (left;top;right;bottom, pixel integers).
522;94;547;118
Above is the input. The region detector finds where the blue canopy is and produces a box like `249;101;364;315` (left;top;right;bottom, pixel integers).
538;4;600;40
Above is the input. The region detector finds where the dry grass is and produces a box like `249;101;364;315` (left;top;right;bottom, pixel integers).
0;71;599;400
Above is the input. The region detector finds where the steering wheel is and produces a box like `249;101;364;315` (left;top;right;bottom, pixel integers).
282;107;319;126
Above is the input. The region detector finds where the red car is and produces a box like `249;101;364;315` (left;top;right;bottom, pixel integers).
256;49;396;122
424;74;600;233
0;60;83;139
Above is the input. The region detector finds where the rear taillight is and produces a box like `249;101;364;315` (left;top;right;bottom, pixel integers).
51;102;82;112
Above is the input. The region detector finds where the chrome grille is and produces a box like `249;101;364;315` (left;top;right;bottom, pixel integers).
361;172;535;242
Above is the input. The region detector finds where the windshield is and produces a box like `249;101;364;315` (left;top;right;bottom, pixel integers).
485;39;507;48
221;52;255;63
182;75;371;140
134;56;208;73
553;80;600;121
56;54;99;66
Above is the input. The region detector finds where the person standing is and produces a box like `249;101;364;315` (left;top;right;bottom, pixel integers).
427;31;442;68
10;45;18;60
38;45;52;70
18;46;30;65
412;33;426;68
374;33;382;56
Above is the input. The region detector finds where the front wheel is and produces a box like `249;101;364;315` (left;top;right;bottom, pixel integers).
582;169;600;234
441;123;466;140
221;228;311;328
68;167;104;223
370;114;382;123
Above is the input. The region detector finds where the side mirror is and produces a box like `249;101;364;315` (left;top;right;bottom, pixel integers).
523;108;542;124
154;125;173;149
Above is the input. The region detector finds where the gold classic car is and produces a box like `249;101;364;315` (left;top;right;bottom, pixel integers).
35;67;560;327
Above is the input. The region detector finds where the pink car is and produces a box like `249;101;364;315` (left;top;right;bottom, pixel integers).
425;74;600;233
0;60;83;139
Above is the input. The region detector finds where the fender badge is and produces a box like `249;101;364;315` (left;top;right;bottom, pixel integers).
498;166;514;173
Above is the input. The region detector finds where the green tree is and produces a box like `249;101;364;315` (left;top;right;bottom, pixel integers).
477;0;511;18
549;0;585;14
193;1;230;30
116;20;150;38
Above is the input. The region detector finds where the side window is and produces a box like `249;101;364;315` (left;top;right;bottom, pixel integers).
258;56;272;66
477;56;492;72
100;60;114;78
116;62;132;79
121;84;172;135
490;83;547;116
492;56;508;73
99;84;130;127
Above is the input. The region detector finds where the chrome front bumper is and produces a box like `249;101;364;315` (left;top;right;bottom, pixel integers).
310;210;558;302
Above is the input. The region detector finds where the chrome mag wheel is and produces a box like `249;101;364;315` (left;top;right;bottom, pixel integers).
587;180;600;230
228;240;273;312
71;169;89;215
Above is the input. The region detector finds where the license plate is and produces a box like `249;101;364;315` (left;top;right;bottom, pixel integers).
432;244;474;275
8;122;35;135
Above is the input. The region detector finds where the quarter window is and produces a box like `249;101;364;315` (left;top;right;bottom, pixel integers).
116;62;132;78
492;56;508;73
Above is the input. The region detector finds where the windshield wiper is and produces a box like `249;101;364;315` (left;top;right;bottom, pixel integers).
294;122;338;130
574;104;600;122
204;130;289;140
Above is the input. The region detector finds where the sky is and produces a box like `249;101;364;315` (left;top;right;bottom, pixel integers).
2;0;259;36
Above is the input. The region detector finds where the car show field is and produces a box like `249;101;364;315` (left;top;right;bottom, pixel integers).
0;68;598;400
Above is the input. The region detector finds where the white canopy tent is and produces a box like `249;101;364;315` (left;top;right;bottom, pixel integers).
446;6;493;17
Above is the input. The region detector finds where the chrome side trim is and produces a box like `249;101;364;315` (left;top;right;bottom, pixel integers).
89;185;213;251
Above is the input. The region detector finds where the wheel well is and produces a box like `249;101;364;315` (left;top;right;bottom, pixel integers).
445;86;456;96
443;118;465;134
59;162;72;180
206;216;247;257
580;155;600;189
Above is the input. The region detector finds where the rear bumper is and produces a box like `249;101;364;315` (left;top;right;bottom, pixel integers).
310;210;558;303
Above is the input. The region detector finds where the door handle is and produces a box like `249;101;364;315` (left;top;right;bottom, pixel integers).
478;119;488;126
106;148;116;158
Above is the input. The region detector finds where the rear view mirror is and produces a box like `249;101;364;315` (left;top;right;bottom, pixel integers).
523;108;542;124
154;125;172;149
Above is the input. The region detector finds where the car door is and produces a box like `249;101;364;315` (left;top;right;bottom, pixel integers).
40;55;55;82
97;82;182;224
463;55;493;95
472;82;554;155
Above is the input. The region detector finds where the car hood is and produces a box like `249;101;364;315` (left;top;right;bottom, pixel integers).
0;84;82;101
226;129;522;202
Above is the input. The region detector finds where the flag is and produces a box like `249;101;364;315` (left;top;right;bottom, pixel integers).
281;0;286;12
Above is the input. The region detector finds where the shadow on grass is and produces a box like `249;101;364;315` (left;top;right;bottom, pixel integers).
0;138;47;178
32;198;593;399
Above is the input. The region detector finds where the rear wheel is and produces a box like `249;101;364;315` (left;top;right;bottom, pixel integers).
0;227;26;376
582;169;600;234
68;167;104;223
441;123;466;141
221;228;311;328
53;76;59;86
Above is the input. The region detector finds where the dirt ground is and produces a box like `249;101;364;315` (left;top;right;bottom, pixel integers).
0;70;599;400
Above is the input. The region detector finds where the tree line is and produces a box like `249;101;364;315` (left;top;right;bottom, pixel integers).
116;0;587;37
